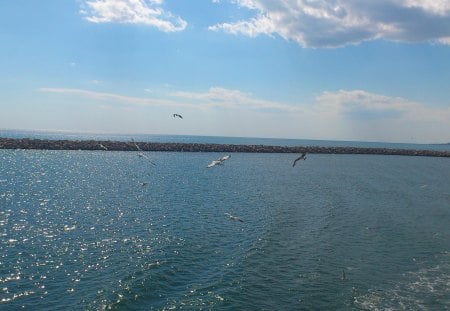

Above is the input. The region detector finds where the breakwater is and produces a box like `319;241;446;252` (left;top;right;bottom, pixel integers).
1;137;450;157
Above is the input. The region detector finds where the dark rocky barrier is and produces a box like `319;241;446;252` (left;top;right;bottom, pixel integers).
1;137;449;157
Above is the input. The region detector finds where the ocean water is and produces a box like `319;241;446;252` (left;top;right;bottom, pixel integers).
1;138;450;310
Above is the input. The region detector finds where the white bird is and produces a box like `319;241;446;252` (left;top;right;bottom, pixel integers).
99;144;108;151
293;153;307;167
207;155;231;168
132;139;156;165
137;152;156;166
225;213;244;222
207;160;223;168
219;155;231;162
131;139;143;151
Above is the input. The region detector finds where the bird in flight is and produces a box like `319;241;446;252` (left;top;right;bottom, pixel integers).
173;113;183;119
225;213;244;222
292;153;307;167
131;139;156;166
137;152;156;166
341;269;347;281
219;155;231;162
99;143;108;151
207;155;231;168
131;139;142;151
207;160;223;168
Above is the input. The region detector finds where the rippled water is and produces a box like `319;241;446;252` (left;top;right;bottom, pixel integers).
1;149;449;310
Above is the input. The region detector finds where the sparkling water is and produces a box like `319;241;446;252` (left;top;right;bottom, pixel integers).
1;136;449;310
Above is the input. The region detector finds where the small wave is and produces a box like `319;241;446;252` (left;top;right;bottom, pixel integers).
63;225;76;231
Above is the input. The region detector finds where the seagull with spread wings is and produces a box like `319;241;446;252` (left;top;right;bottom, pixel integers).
131;139;156;166
292;153;307;167
225;213;244;222
207;155;231;168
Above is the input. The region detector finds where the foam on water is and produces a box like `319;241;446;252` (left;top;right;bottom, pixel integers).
354;253;450;310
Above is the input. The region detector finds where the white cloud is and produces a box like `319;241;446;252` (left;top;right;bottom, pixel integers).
82;0;187;32
315;90;414;118
39;87;301;112
315;89;450;121
209;0;450;47
311;89;450;142
38;87;186;107
39;87;450;121
404;0;450;15
171;87;301;112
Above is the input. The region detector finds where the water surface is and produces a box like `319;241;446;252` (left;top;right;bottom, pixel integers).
1;148;449;310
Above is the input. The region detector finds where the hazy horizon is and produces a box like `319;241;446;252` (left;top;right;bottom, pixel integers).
2;127;449;146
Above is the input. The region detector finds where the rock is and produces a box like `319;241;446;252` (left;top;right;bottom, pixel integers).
0;137;449;157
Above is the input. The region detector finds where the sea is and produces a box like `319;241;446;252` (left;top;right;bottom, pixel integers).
1;130;449;310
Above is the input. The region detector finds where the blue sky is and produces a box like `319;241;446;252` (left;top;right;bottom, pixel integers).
1;0;450;143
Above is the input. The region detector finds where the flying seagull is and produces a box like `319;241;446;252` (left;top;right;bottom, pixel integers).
207;155;231;168
99;144;108;151
137;152;156;166
131;139;156;166
131;139;142;151
173;113;183;119
207;160;223;168
292;153;307;167
341;269;347;281
225;213;244;222
219;155;231;162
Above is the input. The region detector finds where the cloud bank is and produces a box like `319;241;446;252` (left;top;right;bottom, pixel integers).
80;0;450;46
39;87;185;107
39;87;450;142
171;87;302;112
82;0;187;32
209;0;450;47
312;90;450;142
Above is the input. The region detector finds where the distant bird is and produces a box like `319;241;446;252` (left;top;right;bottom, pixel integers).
225;213;244;222
99;144;108;151
207;160;223;168
219;155;231;162
137;152;156;166
131;139;156;166
131;139;142;151
141;182;148;187
207;155;231;168
292;153;307;167
173;113;183;119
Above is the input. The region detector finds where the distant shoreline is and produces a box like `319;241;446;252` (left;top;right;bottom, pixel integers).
1;137;450;158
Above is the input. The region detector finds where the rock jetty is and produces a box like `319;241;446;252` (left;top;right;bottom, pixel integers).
1;137;449;157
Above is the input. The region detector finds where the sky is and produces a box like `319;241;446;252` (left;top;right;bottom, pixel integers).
1;0;450;143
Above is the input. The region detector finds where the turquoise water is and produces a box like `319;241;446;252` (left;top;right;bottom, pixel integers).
1;136;450;310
